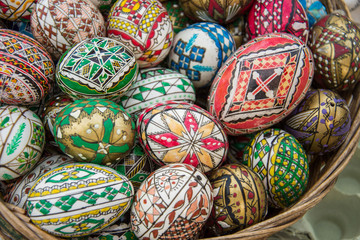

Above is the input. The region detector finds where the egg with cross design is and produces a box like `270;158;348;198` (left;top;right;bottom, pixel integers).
208;33;314;135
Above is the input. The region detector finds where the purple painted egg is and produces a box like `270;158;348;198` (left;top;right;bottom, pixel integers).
131;163;213;239
137;101;228;172
246;0;309;43
284;89;351;154
208;33;314;135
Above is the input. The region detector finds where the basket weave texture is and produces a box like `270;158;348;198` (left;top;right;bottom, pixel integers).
0;0;358;239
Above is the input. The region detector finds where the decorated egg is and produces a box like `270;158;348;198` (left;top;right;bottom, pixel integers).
309;13;360;91
31;0;106;61
246;0;309;44
243;128;309;208
76;212;137;240
0;29;54;105
5;154;74;209
168;22;236;88
284;89;351;154
179;0;253;24
54;99;136;165
120;67;196;116
0;106;45;181
208;33;314;135
206;164;267;235
110;140;157;190
137;101;228;172
56;37;139;100
164;0;193;34
107;0;173;68
131;163;213;239
0;0;36;21
26;163;134;237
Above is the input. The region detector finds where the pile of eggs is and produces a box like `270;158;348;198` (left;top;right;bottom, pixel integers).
0;0;357;238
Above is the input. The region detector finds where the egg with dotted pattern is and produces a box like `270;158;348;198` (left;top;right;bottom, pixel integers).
243;128;309;208
53;98;136;165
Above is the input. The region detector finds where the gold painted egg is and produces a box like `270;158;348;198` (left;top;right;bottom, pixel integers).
54;99;136;165
309;13;360;91
206;164;267;236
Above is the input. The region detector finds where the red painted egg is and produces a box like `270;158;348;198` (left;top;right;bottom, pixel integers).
208;33;313;135
246;0;309;44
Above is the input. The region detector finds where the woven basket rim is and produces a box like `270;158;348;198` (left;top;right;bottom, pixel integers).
0;1;358;240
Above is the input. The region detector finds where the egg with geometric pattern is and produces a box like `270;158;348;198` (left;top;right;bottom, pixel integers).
26;163;134;237
208;33;314;135
120;67;196;117
56;37;139;101
309;13;360;91
0;0;36;21
0;29;54;105
206;164;268;236
168;22;236;88
107;0;173;68
243;128;309;208
0;105;45;181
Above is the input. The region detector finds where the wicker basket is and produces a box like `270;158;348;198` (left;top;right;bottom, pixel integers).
0;0;358;239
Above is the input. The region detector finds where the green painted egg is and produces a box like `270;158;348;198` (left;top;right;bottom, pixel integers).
53;99;136;165
56;37;139;101
26;163;134;237
243;128;309;208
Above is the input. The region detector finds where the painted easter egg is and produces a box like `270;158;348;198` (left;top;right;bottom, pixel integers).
110;140;157;190
208;33;314;135
0;29;54;105
168;22;236;89
207;164;267;235
309;13;360;91
31;0;106;61
5;154;74;209
56;37;139;100
54;99;136;165
164;0;193;34
26;163;134;237
0;105;45;181
42;93;73;141
243;128;309;208
131;163;213;239
284;89;351;154
246;0;309;44
120;67;196;116
0;0;36;21
76;212;137;240
179;0;253;24
107;0;173;68
137;101;228;172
